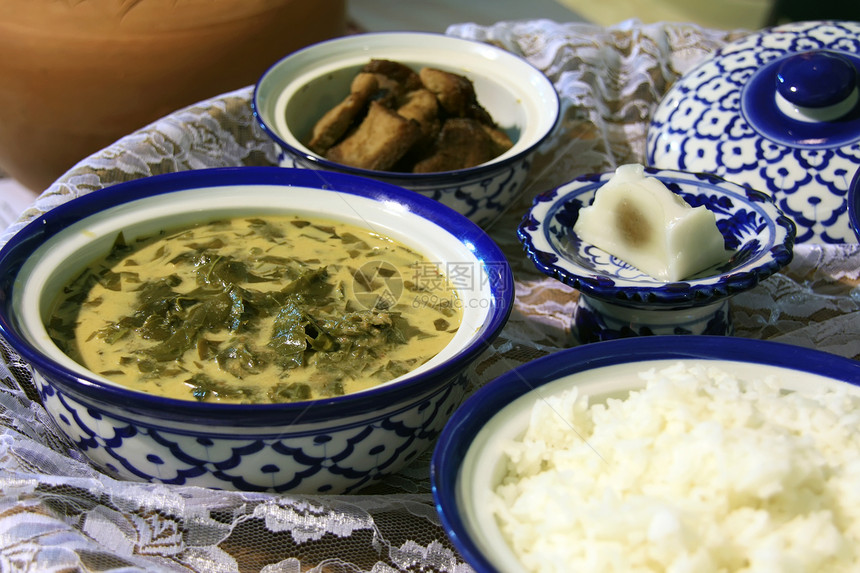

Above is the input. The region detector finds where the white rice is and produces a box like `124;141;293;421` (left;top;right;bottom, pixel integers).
492;362;860;573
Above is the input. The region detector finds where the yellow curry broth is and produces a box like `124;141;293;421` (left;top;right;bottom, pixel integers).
49;215;462;403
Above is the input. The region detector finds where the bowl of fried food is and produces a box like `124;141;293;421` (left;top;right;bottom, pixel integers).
253;32;560;228
0;167;513;494
432;335;860;572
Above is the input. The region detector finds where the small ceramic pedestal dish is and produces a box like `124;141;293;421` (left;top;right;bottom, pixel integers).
518;167;796;343
253;32;560;228
647;20;860;244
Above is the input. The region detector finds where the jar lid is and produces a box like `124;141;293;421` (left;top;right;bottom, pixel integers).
647;20;860;244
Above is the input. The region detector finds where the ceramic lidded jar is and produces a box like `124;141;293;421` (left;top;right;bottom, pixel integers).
647;20;860;244
0;0;346;192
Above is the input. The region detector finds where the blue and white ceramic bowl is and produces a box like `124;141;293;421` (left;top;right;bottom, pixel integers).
0;167;513;494
431;336;860;573
850;167;860;241
518;167;796;343
253;32;560;229
647;20;860;244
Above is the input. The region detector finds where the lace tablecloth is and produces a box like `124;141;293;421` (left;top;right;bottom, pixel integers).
2;19;859;572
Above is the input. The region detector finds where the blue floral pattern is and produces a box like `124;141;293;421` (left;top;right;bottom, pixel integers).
279;152;531;228
647;20;860;244
37;371;468;494
573;299;732;344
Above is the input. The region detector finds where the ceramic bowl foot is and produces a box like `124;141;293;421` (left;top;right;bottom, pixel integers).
573;295;733;344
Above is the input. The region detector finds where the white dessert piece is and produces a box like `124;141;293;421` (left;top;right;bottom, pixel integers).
573;164;730;281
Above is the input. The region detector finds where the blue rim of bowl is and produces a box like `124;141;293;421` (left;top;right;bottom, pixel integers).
430;335;860;572
0;166;514;427
517;168;797;307
849;167;860;242
251;31;561;185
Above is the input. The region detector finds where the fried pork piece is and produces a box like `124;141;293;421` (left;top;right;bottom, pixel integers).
481;123;514;154
413;117;507;173
326;101;421;171
308;72;380;155
362;59;423;103
397;88;440;141
419;67;494;125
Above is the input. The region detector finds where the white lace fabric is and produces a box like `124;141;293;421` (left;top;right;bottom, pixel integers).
1;20;858;572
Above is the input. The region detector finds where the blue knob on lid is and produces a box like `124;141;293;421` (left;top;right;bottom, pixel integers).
776;50;857;108
774;50;859;122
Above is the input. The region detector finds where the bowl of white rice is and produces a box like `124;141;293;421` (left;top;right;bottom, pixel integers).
431;336;860;573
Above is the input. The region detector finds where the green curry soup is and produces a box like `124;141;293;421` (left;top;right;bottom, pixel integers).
48;215;463;404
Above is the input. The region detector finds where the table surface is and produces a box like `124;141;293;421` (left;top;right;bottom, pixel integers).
1;19;858;573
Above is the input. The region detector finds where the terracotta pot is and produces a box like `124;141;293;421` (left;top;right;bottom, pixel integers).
0;0;346;192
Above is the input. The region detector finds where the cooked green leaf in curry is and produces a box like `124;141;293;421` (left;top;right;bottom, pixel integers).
49;215;462;404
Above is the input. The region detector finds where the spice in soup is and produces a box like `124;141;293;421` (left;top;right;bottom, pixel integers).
48;215;462;404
